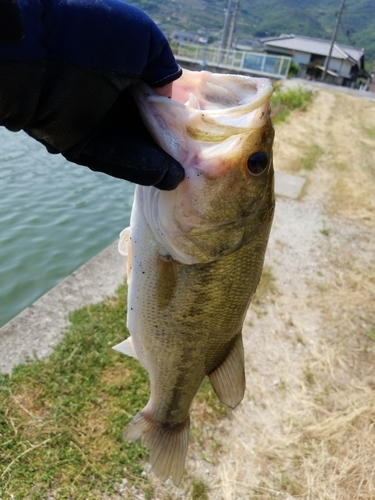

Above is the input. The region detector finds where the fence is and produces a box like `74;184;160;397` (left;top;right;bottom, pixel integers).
174;43;291;78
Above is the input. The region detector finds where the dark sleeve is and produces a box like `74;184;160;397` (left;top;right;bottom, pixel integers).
0;0;181;84
40;0;181;87
0;0;182;144
0;0;44;130
0;0;24;43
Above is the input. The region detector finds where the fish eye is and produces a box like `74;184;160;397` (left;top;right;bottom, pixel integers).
247;152;269;175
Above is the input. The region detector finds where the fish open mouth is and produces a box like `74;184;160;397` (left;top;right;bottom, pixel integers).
133;70;273;160
171;70;273;118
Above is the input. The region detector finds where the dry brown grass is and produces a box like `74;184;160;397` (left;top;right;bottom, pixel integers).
274;90;375;225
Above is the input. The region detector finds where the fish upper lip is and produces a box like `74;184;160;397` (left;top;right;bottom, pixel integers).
200;81;273;118
138;78;273;116
135;74;273;119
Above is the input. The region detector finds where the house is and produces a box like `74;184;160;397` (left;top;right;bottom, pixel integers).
170;31;201;45
233;37;262;51
262;34;367;87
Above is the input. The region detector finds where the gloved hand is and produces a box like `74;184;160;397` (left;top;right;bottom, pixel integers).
0;0;184;190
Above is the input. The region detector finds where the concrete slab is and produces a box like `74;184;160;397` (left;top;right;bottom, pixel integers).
0;241;126;374
275;171;305;199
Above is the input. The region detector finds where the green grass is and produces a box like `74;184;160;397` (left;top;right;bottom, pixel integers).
362;125;375;140
0;282;227;499
301;144;324;170
0;283;151;499
191;478;209;500
320;221;331;236
271;85;313;123
253;266;278;306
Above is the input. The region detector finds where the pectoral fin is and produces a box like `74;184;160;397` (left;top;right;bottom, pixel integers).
208;333;245;409
118;227;130;256
118;227;133;283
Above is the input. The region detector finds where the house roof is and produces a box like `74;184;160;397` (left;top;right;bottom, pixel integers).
171;31;200;42
262;34;364;64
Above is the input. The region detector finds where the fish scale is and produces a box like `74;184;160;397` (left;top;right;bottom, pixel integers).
114;69;275;485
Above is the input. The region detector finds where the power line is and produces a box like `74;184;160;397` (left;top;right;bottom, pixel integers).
338;18;356;46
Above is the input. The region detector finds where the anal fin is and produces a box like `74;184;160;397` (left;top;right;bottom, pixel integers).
208;333;245;409
125;409;190;486
112;336;138;360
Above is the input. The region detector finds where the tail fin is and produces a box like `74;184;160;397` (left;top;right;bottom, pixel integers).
124;410;190;485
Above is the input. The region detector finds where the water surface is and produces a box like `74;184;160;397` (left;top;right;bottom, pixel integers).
0;128;134;327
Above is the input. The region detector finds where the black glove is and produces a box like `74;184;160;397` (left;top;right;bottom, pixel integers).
0;0;184;190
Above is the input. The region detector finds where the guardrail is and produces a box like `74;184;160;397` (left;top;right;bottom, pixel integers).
174;43;291;79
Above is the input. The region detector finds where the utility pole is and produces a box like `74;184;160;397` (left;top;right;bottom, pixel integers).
220;0;233;54
227;0;240;50
220;0;240;52
321;0;346;82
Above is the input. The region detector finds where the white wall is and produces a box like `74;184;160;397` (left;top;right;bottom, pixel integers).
328;58;352;78
293;51;310;66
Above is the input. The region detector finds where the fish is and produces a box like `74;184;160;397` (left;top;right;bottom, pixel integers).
113;69;275;485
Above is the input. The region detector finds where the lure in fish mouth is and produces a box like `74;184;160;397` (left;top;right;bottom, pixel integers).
113;69;275;485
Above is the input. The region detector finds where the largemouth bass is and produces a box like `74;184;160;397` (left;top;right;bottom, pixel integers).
113;69;275;485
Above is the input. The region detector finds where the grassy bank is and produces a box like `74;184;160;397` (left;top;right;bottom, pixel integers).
1;284;147;499
271;84;313;124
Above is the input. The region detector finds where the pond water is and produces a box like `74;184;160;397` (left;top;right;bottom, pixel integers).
0;128;134;328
